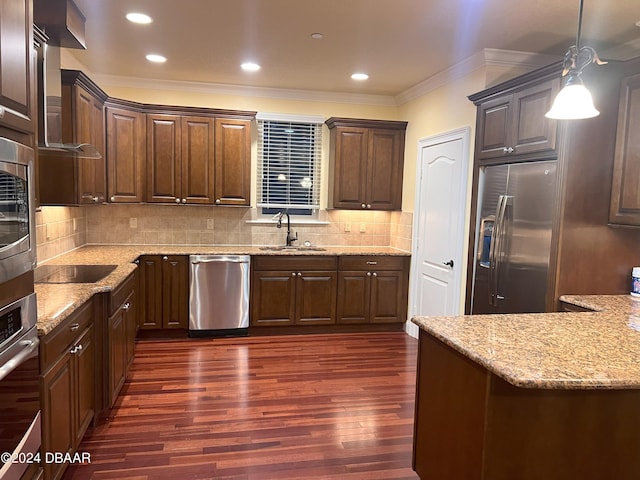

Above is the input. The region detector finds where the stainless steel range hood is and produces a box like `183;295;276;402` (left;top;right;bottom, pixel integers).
36;41;101;159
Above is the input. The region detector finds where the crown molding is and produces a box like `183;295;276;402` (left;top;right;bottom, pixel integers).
90;73;398;107
395;49;561;105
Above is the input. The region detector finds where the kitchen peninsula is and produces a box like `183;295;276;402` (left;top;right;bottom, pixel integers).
411;296;640;480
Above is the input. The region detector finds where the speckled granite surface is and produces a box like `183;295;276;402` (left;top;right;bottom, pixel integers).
36;244;410;335
412;294;640;390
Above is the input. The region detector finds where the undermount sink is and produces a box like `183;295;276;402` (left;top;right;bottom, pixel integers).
259;246;326;252
35;264;118;284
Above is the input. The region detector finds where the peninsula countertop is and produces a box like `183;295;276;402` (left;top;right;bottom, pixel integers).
411;294;640;390
36;244;410;335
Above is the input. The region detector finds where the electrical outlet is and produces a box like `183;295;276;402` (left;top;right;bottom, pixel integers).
344;222;351;232
129;217;137;228
359;223;366;233
206;219;214;230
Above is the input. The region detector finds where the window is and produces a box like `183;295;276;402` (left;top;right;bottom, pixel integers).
256;113;323;215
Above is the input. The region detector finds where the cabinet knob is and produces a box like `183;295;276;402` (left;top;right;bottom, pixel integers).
182;198;187;204
175;198;181;204
216;199;221;205
502;146;515;154
297;272;302;277
123;302;131;311
291;272;296;276
70;323;80;332
163;256;168;261
361;203;366;209
110;196;115;202
367;204;371;209
92;196;99;202
367;272;371;276
134;259;140;264
372;272;377;277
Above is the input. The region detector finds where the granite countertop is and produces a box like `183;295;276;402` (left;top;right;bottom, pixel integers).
411;294;640;390
36;244;410;335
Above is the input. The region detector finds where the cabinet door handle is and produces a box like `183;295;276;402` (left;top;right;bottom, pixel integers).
92;196;99;202
366;261;377;265
123;302;131;311
70;323;80;332
70;344;83;354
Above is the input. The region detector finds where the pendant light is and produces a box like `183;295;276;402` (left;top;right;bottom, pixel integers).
545;0;607;120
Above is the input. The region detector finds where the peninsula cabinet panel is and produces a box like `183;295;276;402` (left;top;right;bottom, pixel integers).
215;118;251;206
610;72;640;225
474;78;559;162
106;106;146;203
146;114;181;203
0;0;35;134
326;118;407;211
138;255;188;329
182;116;215;204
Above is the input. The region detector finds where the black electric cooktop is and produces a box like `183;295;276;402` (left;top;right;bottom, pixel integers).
34;264;117;284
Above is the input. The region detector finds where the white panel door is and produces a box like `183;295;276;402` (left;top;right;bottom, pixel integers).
407;128;469;338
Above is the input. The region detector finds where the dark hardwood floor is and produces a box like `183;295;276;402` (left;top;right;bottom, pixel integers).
63;332;420;480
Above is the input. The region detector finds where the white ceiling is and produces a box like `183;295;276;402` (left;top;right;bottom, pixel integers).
68;0;640;98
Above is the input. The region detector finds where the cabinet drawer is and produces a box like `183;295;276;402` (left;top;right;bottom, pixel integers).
108;271;137;315
40;299;94;369
339;255;408;271
252;255;337;271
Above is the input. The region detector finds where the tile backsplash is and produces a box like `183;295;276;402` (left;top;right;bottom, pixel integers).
36;204;412;261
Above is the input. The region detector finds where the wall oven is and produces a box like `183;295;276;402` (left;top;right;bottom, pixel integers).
0;293;40;480
0;137;36;285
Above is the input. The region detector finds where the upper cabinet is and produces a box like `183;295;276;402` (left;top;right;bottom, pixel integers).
0;0;35;135
105;104;146;203
326;117;407;211
39;70;107;205
214;118;251;206
104;99;254;206
471;77;560;162
609;69;640;226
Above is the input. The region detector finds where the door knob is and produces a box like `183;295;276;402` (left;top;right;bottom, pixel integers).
443;260;454;268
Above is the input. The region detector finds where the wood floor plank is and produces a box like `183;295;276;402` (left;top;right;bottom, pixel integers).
63;332;419;480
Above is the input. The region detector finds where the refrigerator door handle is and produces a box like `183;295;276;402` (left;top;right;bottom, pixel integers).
490;195;509;306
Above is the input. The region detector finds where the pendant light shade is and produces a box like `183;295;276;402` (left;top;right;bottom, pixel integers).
545;0;606;120
545;75;600;119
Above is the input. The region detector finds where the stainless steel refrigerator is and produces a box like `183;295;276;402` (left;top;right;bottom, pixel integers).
471;160;557;314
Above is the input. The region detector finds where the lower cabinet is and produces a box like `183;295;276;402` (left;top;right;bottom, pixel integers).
251;256;338;326
106;271;138;407
138;255;188;329
337;256;410;324
40;299;96;480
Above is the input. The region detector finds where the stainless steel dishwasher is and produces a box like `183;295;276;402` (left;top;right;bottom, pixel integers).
188;255;250;337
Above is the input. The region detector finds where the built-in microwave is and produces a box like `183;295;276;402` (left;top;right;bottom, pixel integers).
0;137;36;284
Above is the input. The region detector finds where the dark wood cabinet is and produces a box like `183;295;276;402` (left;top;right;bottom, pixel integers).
474;78;559;162
610;70;640;226
251;256;338;327
106;271;137;406
39;70;108;205
326;117;407;210
215;118;251;206
337;256;409;324
0;0;35;135
106;105;146;203
138;255;188;329
40;299;95;480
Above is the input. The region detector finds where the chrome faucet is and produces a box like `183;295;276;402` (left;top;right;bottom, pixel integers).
276;210;298;247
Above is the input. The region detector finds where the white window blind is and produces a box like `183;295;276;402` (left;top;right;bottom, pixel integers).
257;114;322;210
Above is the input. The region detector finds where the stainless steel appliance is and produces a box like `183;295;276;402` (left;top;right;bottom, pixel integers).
189;255;250;337
0;137;36;284
0;293;40;480
471;160;557;314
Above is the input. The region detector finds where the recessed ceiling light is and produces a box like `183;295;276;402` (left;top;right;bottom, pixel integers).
241;62;261;72
310;33;324;39
126;12;152;24
146;54;167;63
351;73;369;81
